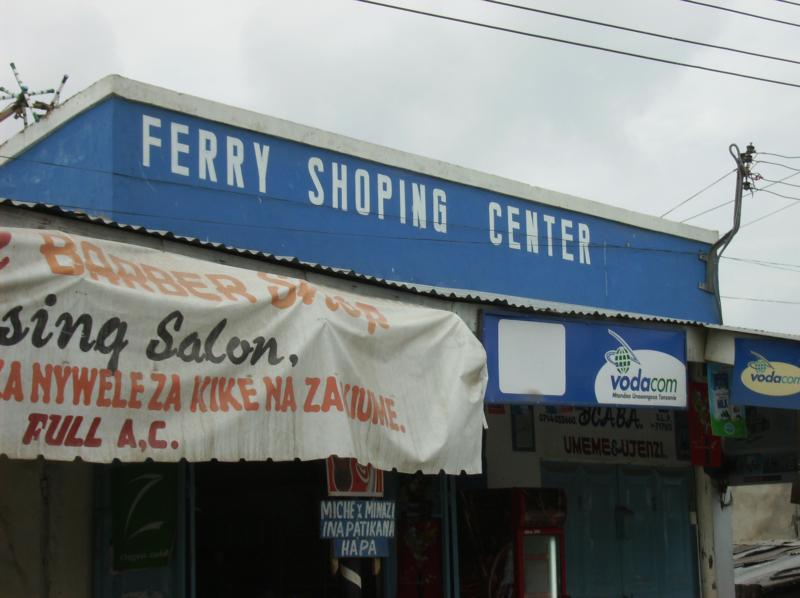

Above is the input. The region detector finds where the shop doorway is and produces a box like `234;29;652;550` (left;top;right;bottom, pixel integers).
195;460;339;597
95;460;385;598
542;464;697;598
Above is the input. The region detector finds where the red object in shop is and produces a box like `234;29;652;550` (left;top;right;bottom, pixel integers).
688;381;722;468
513;489;567;598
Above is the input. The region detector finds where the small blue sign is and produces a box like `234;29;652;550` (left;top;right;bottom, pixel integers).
333;538;390;558
320;499;395;558
483;313;686;408
732;338;800;408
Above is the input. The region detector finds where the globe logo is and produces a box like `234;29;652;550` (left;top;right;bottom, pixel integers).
606;346;633;374
747;352;773;374
604;330;641;374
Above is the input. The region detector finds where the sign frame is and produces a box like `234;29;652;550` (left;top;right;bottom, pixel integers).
483;312;687;409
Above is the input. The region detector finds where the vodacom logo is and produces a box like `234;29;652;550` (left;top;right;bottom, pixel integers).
743;351;800;397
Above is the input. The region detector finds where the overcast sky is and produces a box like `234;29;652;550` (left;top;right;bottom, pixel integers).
1;0;799;334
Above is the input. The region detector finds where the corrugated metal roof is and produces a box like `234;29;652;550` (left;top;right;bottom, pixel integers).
735;541;800;595
2;197;795;341
0;198;694;322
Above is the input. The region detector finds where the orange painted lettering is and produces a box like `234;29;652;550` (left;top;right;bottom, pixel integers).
39;233;84;276
259;273;317;309
117;419;136;448
303;377;321;412
31;362;52;404
129;371;144;409
321;376;345;412
1;361;23;402
141;264;189;296
148;421;167;449
81;241;119;286
190;376;208;412
355;302;390;334
148;372;166;410
71;367;98;406
22;413;48;444
208;274;257;303
162;375;181;412
218;377;241;411
173;271;221;302
52;365;70;404
238;378;258;411
110;256;154;292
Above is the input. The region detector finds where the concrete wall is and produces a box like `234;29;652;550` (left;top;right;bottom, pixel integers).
732;483;799;543
0;458;93;598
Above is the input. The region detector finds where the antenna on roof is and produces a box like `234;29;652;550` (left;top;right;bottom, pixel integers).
0;63;69;128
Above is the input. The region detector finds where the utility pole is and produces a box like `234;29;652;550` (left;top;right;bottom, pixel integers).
700;143;756;321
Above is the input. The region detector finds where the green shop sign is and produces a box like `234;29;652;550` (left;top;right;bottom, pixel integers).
707;364;746;439
112;463;178;571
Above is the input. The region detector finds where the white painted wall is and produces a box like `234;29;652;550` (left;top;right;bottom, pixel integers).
732;484;799;543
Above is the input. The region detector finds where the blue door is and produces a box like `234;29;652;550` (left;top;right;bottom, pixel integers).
542;464;696;598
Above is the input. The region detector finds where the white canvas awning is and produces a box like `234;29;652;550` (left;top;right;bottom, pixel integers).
0;227;487;474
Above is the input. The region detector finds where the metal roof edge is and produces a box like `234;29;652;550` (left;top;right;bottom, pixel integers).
0;75;119;167
704;323;800;343
2;75;718;244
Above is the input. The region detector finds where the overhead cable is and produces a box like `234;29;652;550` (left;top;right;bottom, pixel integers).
755;187;800;202
758;176;800;189
680;198;734;222
722;295;800;305
755;160;800;172
741;187;800;228
758;151;800;159
673;169;800;223
485;0;800;66
355;0;800;89
661;169;734;218
677;0;800;27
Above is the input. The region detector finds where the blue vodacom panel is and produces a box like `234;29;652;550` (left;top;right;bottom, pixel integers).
732;338;800;409
0;96;719;321
483;313;687;408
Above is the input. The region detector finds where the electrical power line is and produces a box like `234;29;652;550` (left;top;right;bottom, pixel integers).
759;176;800;189
758;151;800;159
723;256;800;273
661;169;734;218
755;187;800;202
485;0;800;66
758;170;800;189
355;0;800;89
722;294;800;305
680;198;734;222
755;160;800;171
678;0;800;27
741;197;800;229
773;0;800;7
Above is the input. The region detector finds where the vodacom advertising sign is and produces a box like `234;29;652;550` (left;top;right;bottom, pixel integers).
0;227;487;474
733;338;800;408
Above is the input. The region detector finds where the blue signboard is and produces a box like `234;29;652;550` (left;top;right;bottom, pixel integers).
732;338;800;409
320;499;395;558
0;95;719;321
483;313;687;408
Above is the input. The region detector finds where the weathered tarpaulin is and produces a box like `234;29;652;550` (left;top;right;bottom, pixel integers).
0;227;488;474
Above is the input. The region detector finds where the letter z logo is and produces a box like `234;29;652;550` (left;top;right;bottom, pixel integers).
0;231;11;273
